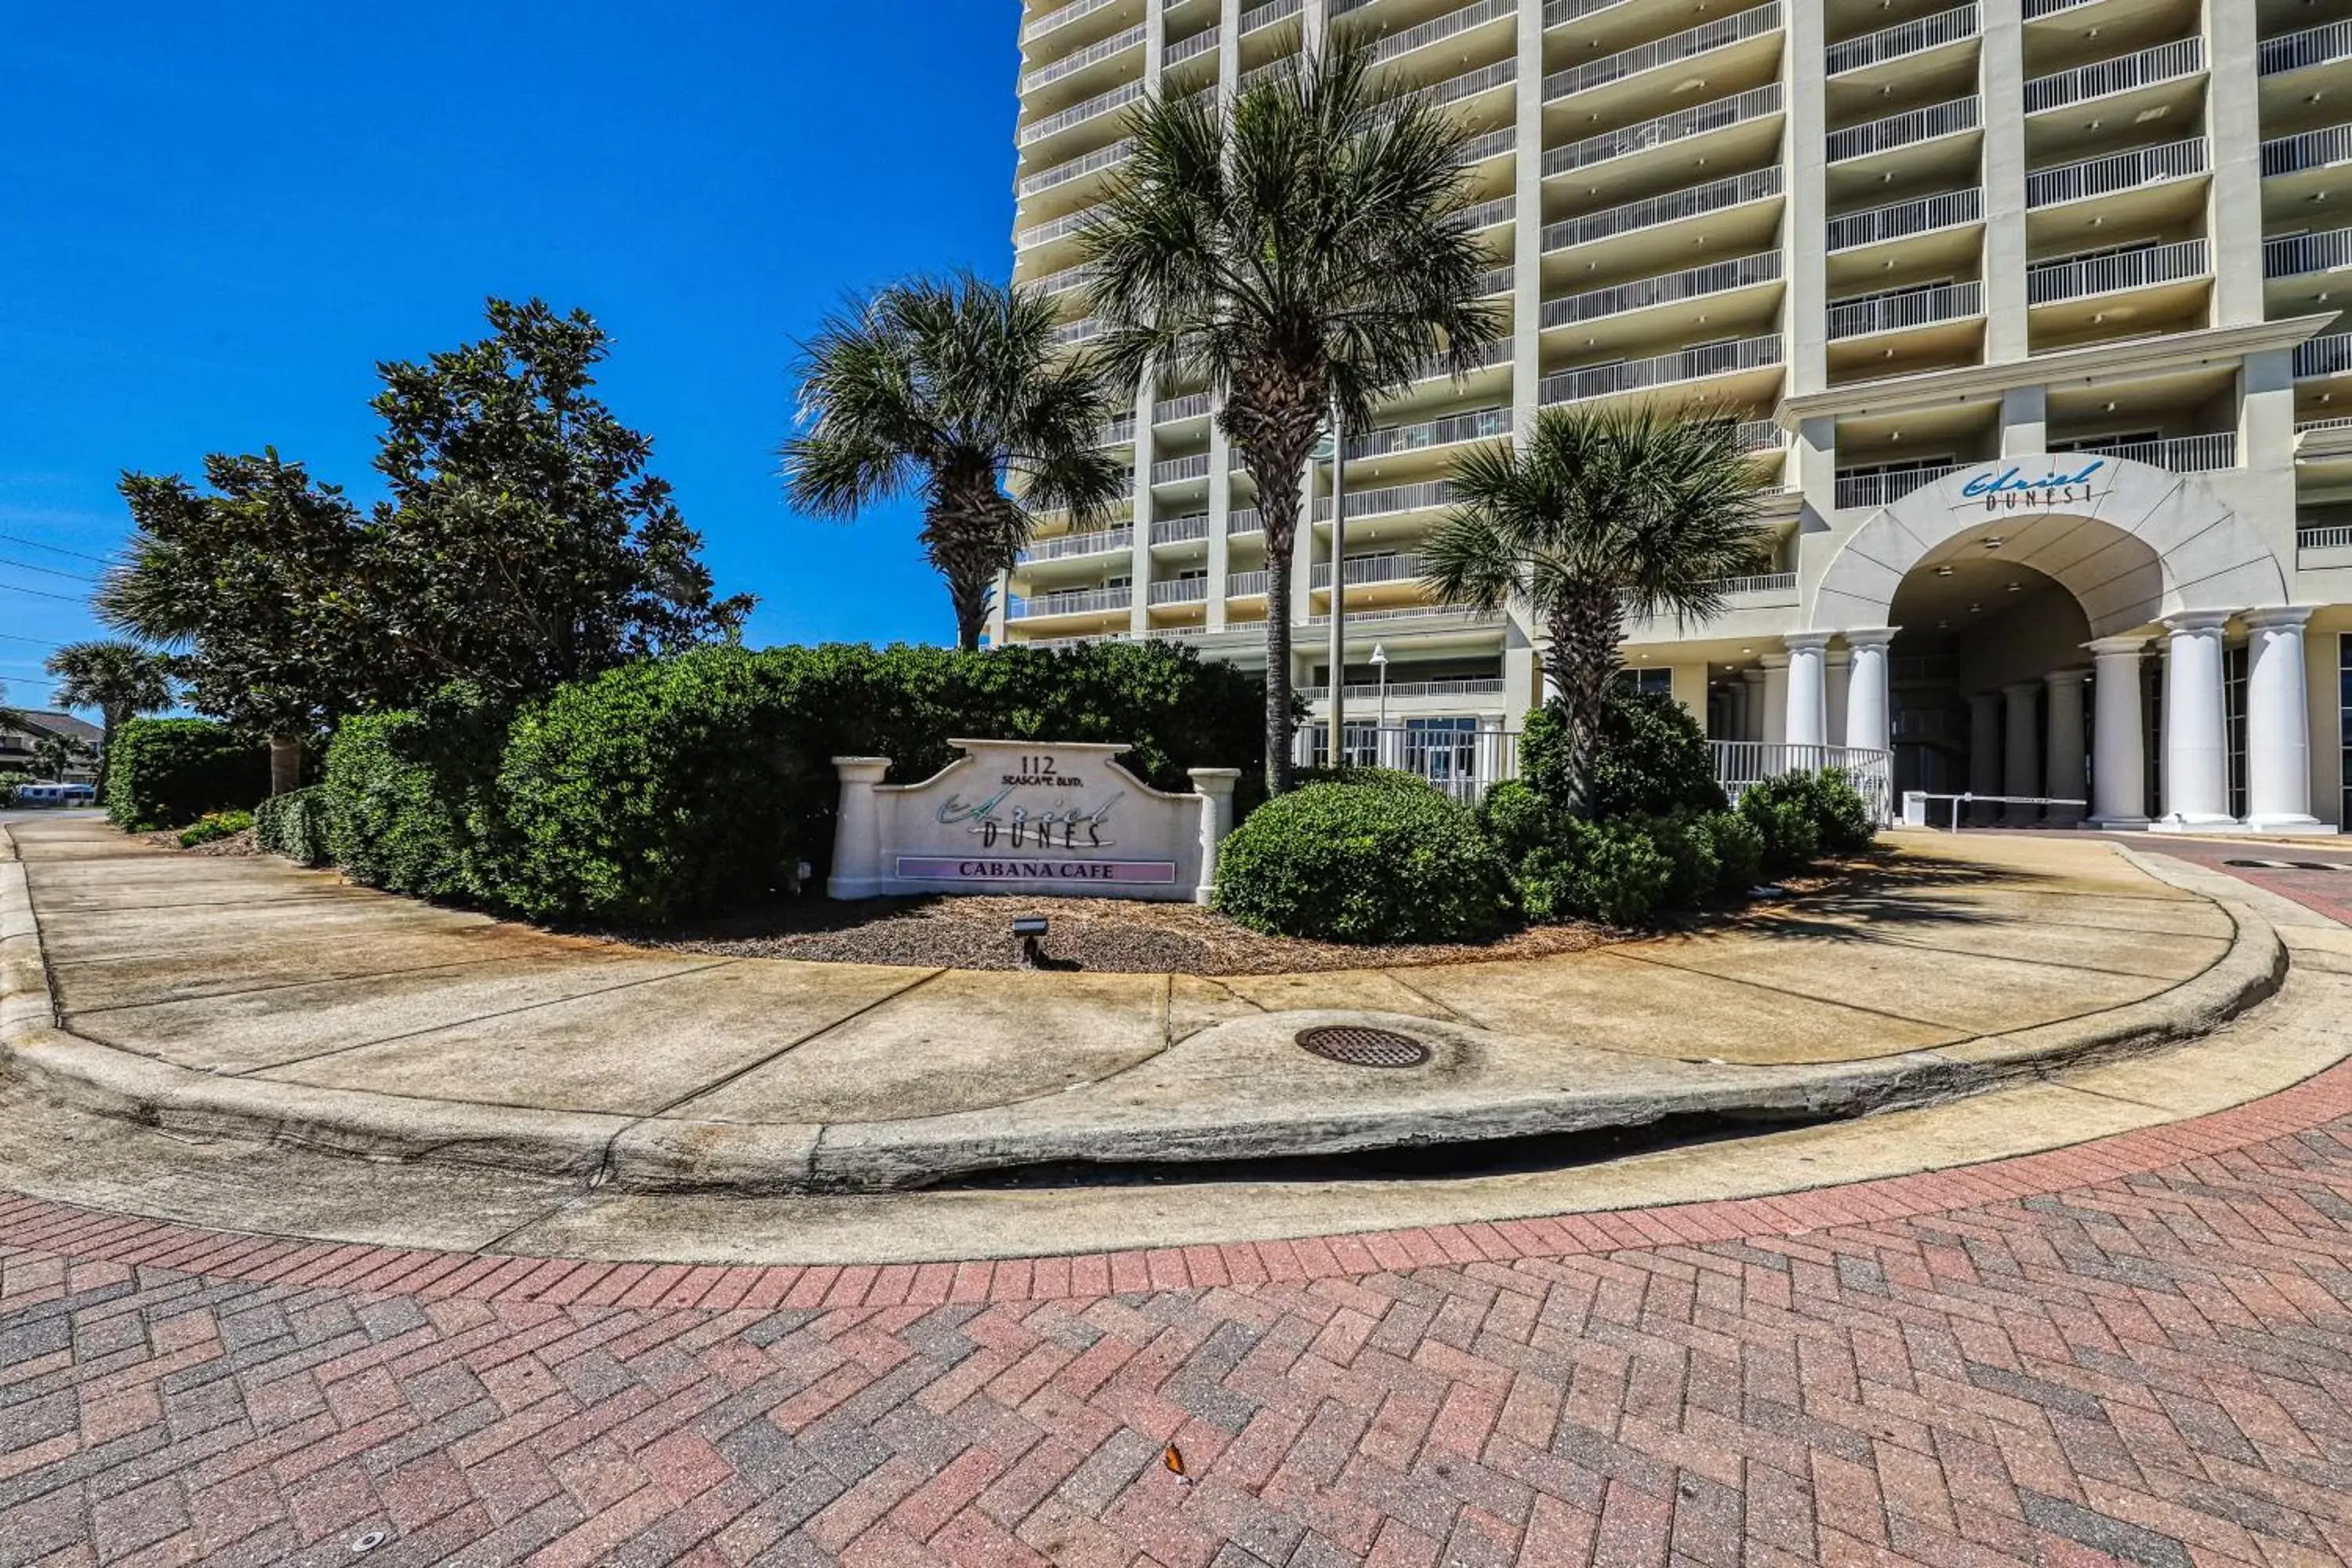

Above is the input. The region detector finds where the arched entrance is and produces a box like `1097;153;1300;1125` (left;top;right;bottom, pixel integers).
1803;456;2325;833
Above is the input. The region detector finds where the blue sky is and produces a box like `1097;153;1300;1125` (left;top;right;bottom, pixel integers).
0;2;1022;715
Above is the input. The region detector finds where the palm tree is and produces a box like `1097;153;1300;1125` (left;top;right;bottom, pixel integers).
782;274;1128;650
43;641;175;798
1078;27;1501;793
1423;404;1772;800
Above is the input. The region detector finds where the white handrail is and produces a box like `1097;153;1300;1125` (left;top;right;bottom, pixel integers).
1826;3;1978;76
1545;4;1781;101
2024;37;2203;114
1826;189;1981;251
1826;280;1983;339
2027;238;2211;303
1544;84;1784;177
2030;137;2208;205
1541;252;1781;329
1544;169;1782;253
1537;335;1784;404
1827;96;1980;163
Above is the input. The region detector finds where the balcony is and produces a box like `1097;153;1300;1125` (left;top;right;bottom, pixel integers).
2027;238;2211;304
1020;78;1147;148
1018;140;1134;202
1827;189;1981;252
1311;552;1431;589
1008;586;1133;620
1539;251;1783;335
1537;334;1783;404
1542;169;1783;259
1313;481;1457;523
2024;38;2204;116
1827;97;1980;165
2263;123;2352;180
1018;526;1134;564
1459;127;1516;167
1227;569;1270;597
1412;338;1515;385
1100;416;1136;446
1826;4;1979;78
1298;678;1507;701
2262;20;2352;78
1052;316;1105;347
1543;83;1784;183
1836;464;1957;509
2061;433;2236;472
1152;513;1210;546
1015;205;1102;253
1240;0;1302;36
1164;25;1221;71
1452;195;1516;234
1031;262;1092;298
2299;523;2352;552
1374;0;1516;68
1544;5;1782;109
1826;280;1984;339
2267;227;2352;278
1229;508;1264;535
1347;406;1509;462
1151;452;1214;485
1020;23;1144;96
1023;0;1132;47
1427;60;1518;111
2026;137;2208;208
1734;419;1784;453
1149;578;1210;605
2294;331;2352;379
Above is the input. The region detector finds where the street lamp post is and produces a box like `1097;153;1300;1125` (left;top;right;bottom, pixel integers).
1324;388;1347;767
1370;643;1389;768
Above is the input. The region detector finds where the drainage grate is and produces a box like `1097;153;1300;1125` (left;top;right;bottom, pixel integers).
1296;1025;1432;1069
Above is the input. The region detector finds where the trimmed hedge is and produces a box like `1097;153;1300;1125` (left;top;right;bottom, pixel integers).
1521;689;1726;819
320;685;510;901
255;785;335;866
104;719;270;832
1214;777;1512;944
1737;768;1877;875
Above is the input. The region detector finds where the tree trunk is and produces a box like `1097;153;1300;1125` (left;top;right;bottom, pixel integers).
1262;550;1295;795
949;572;991;652
268;736;303;798
1549;579;1626;812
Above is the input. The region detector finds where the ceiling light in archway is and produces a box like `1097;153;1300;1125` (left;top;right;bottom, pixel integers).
1936;564;1954;576
2006;582;2024;593
1984;536;2005;550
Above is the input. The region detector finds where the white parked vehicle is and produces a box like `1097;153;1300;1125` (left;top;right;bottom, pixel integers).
10;782;96;808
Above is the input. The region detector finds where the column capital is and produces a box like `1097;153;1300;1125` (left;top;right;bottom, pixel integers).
2241;604;2317;631
2083;633;2152;658
2002;679;2042;700
2044;666;2091;688
1842;626;1900;650
2162;609;2234;634
1781;630;1835;653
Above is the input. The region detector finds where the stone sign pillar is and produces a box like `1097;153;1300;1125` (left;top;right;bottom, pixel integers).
1188;768;1241;906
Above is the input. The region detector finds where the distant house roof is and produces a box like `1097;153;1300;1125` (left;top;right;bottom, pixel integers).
4;710;103;747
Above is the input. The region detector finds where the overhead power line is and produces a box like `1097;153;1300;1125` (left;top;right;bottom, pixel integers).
0;557;99;584
0;582;85;604
0;532;118;566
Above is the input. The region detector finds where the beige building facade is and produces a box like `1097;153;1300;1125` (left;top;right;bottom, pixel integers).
1004;0;2352;831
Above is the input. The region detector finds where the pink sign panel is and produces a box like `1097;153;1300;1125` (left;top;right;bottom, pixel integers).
895;856;1178;887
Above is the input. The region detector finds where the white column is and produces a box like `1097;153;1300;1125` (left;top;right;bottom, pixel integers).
2002;681;2043;826
2159;611;2235;828
2243;607;2325;832
2085;636;2151;829
1783;633;1832;750
1760;657;1789;747
826;757;892;898
1842;630;1896;756
1968;693;2004;826
1980;0;2029;362
2045;669;2090;825
1740;669;1767;743
1189;767;1240;904
1825;649;1852;756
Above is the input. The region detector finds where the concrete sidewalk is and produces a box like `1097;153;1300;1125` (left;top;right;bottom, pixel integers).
0;816;2287;1193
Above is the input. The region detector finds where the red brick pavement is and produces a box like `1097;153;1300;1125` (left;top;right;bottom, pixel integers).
2;1052;2350;1566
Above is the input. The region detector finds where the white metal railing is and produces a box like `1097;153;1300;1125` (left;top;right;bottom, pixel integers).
1544;169;1781;253
2266;227;2352;278
1240;0;1303;34
1713;742;1894;822
1298;678;1507;701
1155;391;1212;423
1313;481;1457;522
1836;464;1957;509
1023;0;1128;45
2299;524;2352;550
2263;19;2352;76
1715;571;1798;596
1541;251;1781;329
1152;513;1210;545
1826;280;1983;339
1052;316;1104;347
2064;432;2236;471
1376;0;1515;65
1022;23;1144;93
1101;416;1135;445
1545;0;1635;24
2027;238;2210;303
1310;552;1429;588
2025;37;2204;114
2029;137;2207;205
1348;406;1509;461
1009;586;1133;619
1022;79;1148;146
1164;25;1221;69
1229;508;1263;535
1301;603;1500;628
1826;188;1981;251
1453;195;1516;232
1151;452;1211;483
2298;415;2352;433
1020;526;1133;564
2296;331;2352;377
1544;84;1784;178
1460;127;1517;165
1429;60;1519;108
1149;577;1209;604
2021;0;2091;15
1018;140;1134;200
1827;96;1980;163
1292;725;1521;804
1827;3;1978;77
1016;205;1104;252
1227;569;1271;596
1538;335;1783;404
2263;123;2352;178
1736;419;1786;453
1546;4;1781;101
1413;338;1515;383
1033;262;1093;297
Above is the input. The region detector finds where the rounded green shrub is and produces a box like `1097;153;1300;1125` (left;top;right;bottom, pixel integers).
321;684;512;902
1214;779;1512;944
104;719;269;833
1475;779;1559;863
255;786;335;867
1737;774;1824;875
1513;818;1673;926
176;809;253;848
1702;809;1766;895
1519;688;1726;818
1812;768;1880;855
1634;811;1723;908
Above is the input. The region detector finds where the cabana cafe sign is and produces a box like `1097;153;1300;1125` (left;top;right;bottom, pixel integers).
1955;456;2110;511
827;739;1240;903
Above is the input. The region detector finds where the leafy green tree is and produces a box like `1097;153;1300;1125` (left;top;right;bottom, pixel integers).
782;274;1127;649
32;731;82;782
1078;28;1501;792
1422;405;1770;802
42;640;176;797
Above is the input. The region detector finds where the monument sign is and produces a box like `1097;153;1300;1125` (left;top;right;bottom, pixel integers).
828;739;1240;904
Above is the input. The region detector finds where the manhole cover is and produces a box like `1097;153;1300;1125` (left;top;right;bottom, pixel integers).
1296;1025;1431;1069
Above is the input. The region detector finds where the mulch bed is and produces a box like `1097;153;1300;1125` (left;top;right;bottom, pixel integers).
141;828;259;858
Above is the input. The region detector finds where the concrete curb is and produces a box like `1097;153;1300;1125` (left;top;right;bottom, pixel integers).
0;826;2291;1194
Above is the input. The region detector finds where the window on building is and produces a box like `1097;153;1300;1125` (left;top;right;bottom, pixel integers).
1404;717;1481;782
1615;666;1674;698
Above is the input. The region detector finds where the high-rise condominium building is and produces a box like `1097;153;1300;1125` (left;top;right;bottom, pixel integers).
1004;0;2352;833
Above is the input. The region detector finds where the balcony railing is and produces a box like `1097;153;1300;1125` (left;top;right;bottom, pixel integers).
1541;251;1782;329
2063;433;2236;472
2296;331;2352;377
2263;20;2352;76
1544;0;1636;24
1735;419;1785;452
1310;552;1430;588
1348;406;1508;461
1149;578;1210;604
1413;338;1515;383
2024;37;2204;114
1827;96;1980;163
2027;137;2208;206
1428;60;1518;109
1164;25;1221;69
1376;0;1515;66
1151;452;1212;484
1313;482;1457;522
1156;391;1212;423
1538;334;1783;404
2263;123;2352;179
1052;316;1104;346
1227;568;1270;596
2299;524;2352;550
1298;678;1507;701
1033;262;1092;297
1021;23;1144;93
1826;189;1981;251
1023;0;1127;45
1229;508;1263;535
1459;127;1516;165
2297;415;2352;433
1545;4;1781;101
1015;205;1103;252
2021;0;2092;16
1826;279;1983;339
1240;0;1302;34
2267;227;2352;278
1018;139;1134;200
1021;78;1147;145
1543;169;1782;252
2027;238;2211;303
1101;416;1136;445
1019;526;1133;564
1152;513;1210;545
1009;586;1133;619
1544;84;1784;178
1826;3;1978;77
1452;195;1516;232
1836;464;1956;509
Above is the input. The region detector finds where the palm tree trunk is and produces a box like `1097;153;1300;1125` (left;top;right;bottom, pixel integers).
1548;579;1626;812
1262;550;1294;793
268;736;303;797
949;573;991;652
